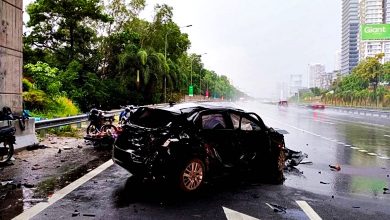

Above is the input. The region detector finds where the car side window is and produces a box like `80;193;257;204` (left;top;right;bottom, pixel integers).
241;116;261;131
230;113;240;129
202;113;226;129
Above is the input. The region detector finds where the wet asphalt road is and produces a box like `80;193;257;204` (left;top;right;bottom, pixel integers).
28;102;390;219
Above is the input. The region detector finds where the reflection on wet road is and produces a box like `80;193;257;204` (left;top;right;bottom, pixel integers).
237;102;390;199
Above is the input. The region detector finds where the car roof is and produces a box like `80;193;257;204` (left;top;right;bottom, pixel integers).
158;102;245;114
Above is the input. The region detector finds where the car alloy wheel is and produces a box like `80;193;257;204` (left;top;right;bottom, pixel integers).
179;158;205;192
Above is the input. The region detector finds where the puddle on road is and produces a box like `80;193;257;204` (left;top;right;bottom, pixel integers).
0;153;111;220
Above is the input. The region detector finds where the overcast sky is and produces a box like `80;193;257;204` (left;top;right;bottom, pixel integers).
23;0;341;99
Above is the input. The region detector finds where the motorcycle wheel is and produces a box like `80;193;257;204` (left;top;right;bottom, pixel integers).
177;158;205;193
100;124;117;133
86;124;98;135
0;141;14;164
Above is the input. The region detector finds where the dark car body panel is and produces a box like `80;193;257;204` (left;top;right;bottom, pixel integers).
112;103;286;182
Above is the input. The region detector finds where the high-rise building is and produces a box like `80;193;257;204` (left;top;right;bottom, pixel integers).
308;64;325;88
341;0;359;75
358;0;390;62
289;74;303;97
334;50;342;71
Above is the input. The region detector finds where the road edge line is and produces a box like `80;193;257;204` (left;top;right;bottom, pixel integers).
13;160;114;220
296;200;322;220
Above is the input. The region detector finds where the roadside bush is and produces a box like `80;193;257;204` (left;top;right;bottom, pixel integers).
22;78;34;92
46;96;80;118
23;89;49;110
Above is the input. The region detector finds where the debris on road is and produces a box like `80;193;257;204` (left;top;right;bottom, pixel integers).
300;161;313;165
284;149;308;167
352;206;360;209
72;210;80;217
26;144;48;151
320;181;330;184
329;164;341;171
83;214;96;217
23;183;35;188
1;180;13;186
265;203;287;213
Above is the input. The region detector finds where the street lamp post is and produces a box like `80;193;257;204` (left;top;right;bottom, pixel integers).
190;52;207;92
199;67;203;96
164;24;192;103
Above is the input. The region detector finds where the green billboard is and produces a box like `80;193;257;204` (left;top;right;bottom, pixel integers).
361;24;390;40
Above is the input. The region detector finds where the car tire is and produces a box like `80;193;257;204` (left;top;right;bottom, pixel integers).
177;158;205;193
268;148;285;184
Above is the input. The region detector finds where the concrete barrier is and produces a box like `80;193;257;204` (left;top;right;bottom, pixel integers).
0;118;38;150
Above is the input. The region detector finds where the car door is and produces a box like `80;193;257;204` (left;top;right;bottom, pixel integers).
197;110;238;166
232;112;271;164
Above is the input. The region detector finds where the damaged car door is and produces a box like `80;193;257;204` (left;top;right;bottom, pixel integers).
230;112;271;166
196;111;238;169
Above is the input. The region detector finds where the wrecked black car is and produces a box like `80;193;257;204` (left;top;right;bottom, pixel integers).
113;103;296;192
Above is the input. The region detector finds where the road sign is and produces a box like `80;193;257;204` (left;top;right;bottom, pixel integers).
189;85;193;96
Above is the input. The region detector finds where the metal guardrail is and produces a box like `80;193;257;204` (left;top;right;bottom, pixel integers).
33;103;172;130
35;110;122;130
325;106;390;118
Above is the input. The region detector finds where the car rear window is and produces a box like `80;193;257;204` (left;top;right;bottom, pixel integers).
130;108;176;128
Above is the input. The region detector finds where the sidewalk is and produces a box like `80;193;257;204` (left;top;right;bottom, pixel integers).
0;131;112;220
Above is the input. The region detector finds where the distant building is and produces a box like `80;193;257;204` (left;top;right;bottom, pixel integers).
319;72;334;89
277;82;289;101
308;64;325;88
334;50;342;71
289;74;303;97
341;0;359;75
358;0;390;63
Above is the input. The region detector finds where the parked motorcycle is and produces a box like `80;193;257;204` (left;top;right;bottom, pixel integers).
86;108;116;135
0;125;16;165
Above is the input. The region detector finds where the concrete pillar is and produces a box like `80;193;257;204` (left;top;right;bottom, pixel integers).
0;0;23;113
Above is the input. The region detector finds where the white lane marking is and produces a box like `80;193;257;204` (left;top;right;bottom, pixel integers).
13;160;114;220
344;144;351;147
296;200;322;220
262;115;389;161
337;142;345;145
321;121;335;125
222;207;259;220
384;135;390;138
378;156;390;160
319;115;390;132
367;153;377;156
